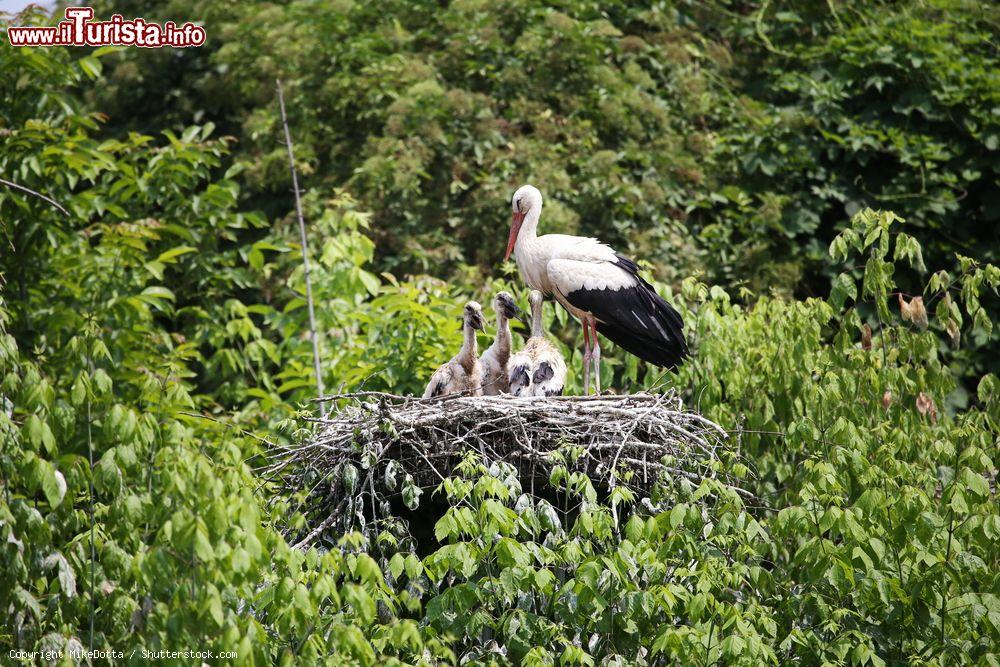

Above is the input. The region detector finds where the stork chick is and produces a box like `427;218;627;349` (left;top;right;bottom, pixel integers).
423;301;486;398
508;290;567;397
479;291;525;395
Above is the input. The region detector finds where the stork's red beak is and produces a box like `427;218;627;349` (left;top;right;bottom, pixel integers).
505;211;525;261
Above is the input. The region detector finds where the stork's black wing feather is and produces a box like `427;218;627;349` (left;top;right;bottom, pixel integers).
563;255;688;369
508;363;530;396
532;361;554;384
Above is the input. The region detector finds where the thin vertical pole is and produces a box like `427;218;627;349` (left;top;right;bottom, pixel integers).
276;79;325;413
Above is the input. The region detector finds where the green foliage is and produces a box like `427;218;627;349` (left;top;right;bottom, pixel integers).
670;209;1000;664
0;26;439;662
2;2;999;665
92;1;1000;299
733;1;1000;262
417;455;776;665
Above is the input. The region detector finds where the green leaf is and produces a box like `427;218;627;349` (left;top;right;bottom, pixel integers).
79;56;102;79
43;552;76;598
41;463;67;508
92;369;112;395
830;272;858;310
434;511;457;542
388;553;405;580
232;548;250;573
669;503;687;530
22;414;46;451
342;463;358;493
205;587;224;627
960;468;990;498
194;526;214;561
353;554;382;586
156;246;197;263
141;286;176;302
983;515;1000;541
71;373;87;406
404;554;422;580
721;634;744;658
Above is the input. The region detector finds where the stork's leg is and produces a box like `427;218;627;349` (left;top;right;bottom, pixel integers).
590;321;601;394
581;319;592;395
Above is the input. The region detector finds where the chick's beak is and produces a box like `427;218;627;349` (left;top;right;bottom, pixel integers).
506;303;527;326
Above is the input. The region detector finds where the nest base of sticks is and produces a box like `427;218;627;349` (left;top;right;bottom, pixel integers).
269;391;747;549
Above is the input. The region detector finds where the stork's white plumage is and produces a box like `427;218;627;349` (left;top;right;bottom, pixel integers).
508;290;567;397
479;291;524;395
422;301;486;398
505;185;688;393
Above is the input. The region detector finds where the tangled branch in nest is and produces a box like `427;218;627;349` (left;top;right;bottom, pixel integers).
264;392;752;550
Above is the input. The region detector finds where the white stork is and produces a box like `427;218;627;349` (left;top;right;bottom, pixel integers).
479;291;525;395
505;184;688;394
422;301;486;398
508;290;567;397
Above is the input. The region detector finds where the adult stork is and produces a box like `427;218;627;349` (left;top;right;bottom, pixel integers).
508;290;567;397
479;291;525;395
505;184;688;394
422;301;486;398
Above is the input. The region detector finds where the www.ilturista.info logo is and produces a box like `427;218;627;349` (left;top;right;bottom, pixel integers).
8;7;206;48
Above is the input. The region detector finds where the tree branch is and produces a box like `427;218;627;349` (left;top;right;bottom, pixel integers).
0;177;70;217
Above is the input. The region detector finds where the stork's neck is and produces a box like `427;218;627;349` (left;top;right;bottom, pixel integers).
493;313;512;357
458;324;478;371
514;204;542;256
530;299;544;338
512;204;546;294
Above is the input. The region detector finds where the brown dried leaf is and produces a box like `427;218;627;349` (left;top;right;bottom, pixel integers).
898;294;928;330
898;293;912;321
946;318;961;349
881;390;893;410
861;324;872;351
916;392;937;424
909;296;928;330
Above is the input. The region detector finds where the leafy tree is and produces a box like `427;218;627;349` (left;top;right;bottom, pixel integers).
670;209;999;664
90;1;1000;294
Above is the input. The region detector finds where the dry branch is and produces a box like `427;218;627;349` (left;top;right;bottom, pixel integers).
266;392;751;549
0;177;70;217
276;79;325;414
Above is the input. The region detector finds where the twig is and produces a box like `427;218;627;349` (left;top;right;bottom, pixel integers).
0;177;70;216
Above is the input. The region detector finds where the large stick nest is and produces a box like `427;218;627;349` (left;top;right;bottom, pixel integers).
266;392;750;549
